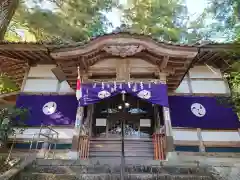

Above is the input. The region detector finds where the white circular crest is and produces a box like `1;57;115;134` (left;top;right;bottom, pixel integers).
191;103;206;117
42;102;57;115
98;90;111;99
137;90;151;99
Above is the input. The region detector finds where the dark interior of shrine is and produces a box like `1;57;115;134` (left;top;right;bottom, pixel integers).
92;93;164;138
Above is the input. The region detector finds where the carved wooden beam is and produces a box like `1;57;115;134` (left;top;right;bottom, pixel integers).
130;67;158;74
51;36;198;59
86;67;116;75
135;52;161;65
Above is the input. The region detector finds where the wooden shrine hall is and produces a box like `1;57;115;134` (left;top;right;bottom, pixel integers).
0;32;239;161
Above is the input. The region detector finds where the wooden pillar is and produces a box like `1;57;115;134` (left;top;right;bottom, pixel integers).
70;106;84;159
20;66;30;92
160;72;174;153
88;104;94;137
75;71;88;131
163;107;174;152
186;72;193;94
70;71;88;159
153;105;159;132
75;107;84;129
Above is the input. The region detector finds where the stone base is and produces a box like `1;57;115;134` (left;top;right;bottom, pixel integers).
37;149;48;159
67;151;79;160
166;151;178;161
166;135;174;152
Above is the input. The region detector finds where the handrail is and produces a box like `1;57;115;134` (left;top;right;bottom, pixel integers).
24;125;60;160
38;124;59;139
39;125;59;159
25;133;38;161
45;125;59;134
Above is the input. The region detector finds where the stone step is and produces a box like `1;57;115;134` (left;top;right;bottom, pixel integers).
90;143;154;148
90;139;152;143
90;137;152;141
90;148;154;152
89;138;154;160
18;172;214;180
89;151;154;157
23;161;211;175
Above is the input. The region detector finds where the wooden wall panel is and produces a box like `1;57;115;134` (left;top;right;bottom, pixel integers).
174;65;230;95
23;65;74;93
28;65;57;78
191;80;228;94
23;79;59;92
189;65;222;79
59;81;74;93
174;80;190;93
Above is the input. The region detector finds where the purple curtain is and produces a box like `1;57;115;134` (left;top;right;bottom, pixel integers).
79;83;169;107
16;94;78;126
169;96;240;129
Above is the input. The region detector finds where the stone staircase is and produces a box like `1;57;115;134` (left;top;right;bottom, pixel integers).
13;159;218;180
89;138;154;160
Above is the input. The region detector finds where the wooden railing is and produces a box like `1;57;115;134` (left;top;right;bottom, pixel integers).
78;135;90;159
153;133;166;160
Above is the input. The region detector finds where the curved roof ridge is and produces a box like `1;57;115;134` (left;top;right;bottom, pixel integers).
0;31;197;47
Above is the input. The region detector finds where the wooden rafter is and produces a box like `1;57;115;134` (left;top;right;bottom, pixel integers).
160;56;169;69
0;32;238;91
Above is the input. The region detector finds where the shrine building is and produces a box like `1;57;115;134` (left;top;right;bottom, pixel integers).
1;32;240;160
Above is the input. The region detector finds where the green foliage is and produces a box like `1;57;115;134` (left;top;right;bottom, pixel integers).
0;106;29;146
4;0;207;43
0;74;18;94
223;71;240;118
122;0;188;42
216;67;240;119
5;0;117;43
205;0;240;118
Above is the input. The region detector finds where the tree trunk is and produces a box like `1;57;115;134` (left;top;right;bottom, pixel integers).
0;0;20;40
